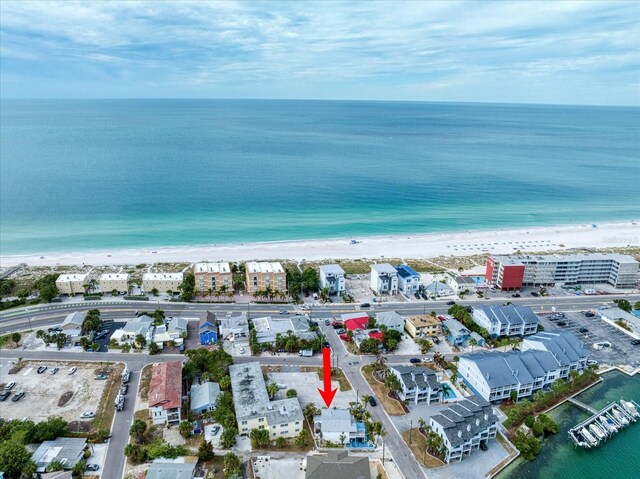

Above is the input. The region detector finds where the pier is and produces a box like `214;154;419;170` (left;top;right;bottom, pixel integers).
568;399;640;449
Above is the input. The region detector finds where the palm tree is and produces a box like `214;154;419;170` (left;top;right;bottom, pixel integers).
266;382;279;400
433;352;446;370
374;352;387;369
469;337;478;353
319;287;330;303
219;285;228;301
361;394;371;409
207;287;213;301
441;383;452;400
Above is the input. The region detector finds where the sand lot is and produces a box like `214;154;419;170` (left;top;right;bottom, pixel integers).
1;361;110;423
268;371;356;409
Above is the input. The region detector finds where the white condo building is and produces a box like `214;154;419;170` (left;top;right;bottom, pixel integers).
319;264;346;294
142;273;183;294
370;263;398;295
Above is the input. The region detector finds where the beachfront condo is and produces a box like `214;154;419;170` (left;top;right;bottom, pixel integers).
193;262;233;293
487;253;639;290
245;261;286;294
142;272;183;294
370;263;399;295
319;264;345;294
98;273;129;294
55;273;89;296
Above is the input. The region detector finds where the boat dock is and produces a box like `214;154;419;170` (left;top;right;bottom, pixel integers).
568;399;640;449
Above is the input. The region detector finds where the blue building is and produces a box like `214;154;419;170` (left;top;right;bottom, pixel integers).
395;264;421;294
442;319;471;346
199;311;218;345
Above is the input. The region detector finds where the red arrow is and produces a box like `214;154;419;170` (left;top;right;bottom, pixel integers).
318;347;337;407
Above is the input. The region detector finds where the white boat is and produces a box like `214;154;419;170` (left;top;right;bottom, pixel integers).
613;408;629;425
621;400;639;419
599;417;617;433
581;427;597;446
589;423;606;440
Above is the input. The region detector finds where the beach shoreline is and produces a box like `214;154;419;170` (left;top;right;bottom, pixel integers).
1;220;638;267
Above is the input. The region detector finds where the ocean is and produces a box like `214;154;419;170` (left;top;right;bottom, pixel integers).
1;99;639;255
496;371;640;479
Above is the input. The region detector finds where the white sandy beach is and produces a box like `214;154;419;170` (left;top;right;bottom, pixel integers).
1;221;638;267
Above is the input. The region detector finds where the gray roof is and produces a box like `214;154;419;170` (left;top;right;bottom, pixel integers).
146;460;196;479
461;349;567;388
190;381;221;411
229;362;302;425
442;319;470;338
61;311;85;329
252;316;317;344
306;450;370;479
523;331;589;366
375;311;405;328
31;437;86;472
470;331;484;342
496;252;638;265
371;263;397;275
313;408;357;435
430;396;498;447
320;264;345;275
168;317;188;334
121;315;153;333
388;365;441;391
424;282;455;294
480;305;539;326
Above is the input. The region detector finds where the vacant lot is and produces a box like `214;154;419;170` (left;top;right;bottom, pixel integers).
1;361;115;424
268;371;356;409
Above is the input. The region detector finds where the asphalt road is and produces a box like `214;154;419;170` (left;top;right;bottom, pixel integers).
2;294;639;479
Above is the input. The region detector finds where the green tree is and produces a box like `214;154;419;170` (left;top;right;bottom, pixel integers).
219;375;231;391
31;416;68;442
40;283;59;302
179;272;196;302
275;435;287;448
359;338;380;354
151;288;159;296
72;459;87;478
199;440;215;461
179;420;192;438
513;431;541;461
286;388;298;398
614;299;632;312
250;428;270;448
11;332;21;346
223;451;242;478
469;337;478;353
46;459;65;472
124;443;147;463
135;334;147;348
384;373;402;394
82;314;102;333
295;429;309;447
149;341;161;355
129;419;148;443
0;441;34;477
634;300;640;311
220;427;237;448
266;382;279;400
303;403;320;421
381;329;402;351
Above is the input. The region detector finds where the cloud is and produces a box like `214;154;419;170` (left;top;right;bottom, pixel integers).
0;0;638;104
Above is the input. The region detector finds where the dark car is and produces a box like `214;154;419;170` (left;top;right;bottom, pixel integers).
11;392;25;402
360;303;371;308
579;327;589;333
0;391;11;402
431;336;440;344
414;292;421;299
279;310;289;315
479;441;488;451
421;293;428;300
446;301;456;305
511;293;521;298
531;292;539;297
557;321;568;326
324;319;331;326
368;396;377;407
409;358;421;364
631;339;640;345
37;366;47;374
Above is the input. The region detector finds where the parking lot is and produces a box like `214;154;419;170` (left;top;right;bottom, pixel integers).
0;361;110;423
95;321;124;352
538;311;640;368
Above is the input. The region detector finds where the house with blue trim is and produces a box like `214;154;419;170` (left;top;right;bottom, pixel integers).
442;319;471;347
199;311;218;345
395;264;421;294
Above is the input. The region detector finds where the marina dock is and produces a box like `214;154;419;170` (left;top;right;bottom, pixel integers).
568;399;640;449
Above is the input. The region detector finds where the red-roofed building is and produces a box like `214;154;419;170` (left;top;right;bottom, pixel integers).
149;361;183;425
368;331;384;342
342;313;369;331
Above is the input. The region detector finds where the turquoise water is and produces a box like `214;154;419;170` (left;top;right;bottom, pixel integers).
1;100;639;255
497;371;640;479
443;382;458;399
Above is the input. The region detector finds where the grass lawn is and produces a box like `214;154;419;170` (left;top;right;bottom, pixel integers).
360;365;405;416
93;363;125;433
401;428;445;468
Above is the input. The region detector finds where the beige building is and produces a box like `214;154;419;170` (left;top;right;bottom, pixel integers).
193;262;232;293
142;273;183;294
405;315;442;338
245;262;286;294
99;273;129;294
55;273;89;296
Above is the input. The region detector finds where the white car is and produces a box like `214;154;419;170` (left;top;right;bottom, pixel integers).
68;367;77;375
80;411;96;419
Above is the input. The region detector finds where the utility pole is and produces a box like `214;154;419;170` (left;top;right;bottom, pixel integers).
410;419;413;445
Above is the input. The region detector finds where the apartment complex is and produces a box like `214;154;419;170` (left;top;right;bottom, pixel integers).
193;262;232;293
55;273;89;295
459;332;588;402
404;314;441;338
142;272;183;294
387;365;442;405
230;362;303;439
245;262;286;294
98;273;129;294
148;361;183;425
472;305;539;338
486;253;639;290
370;263;398;295
429;396;498;463
319;264;345;294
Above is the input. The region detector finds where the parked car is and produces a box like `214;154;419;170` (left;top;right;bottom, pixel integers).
50;367;59;375
437;316;446;322
421;293;429;300
511;293;521;298
422;357;433;363
80;411;96;418
479;441;488;451
37;366;47;374
414;292;421;299
579;327;589;333
336;328;345;334
409;358;421;364
324;319;331;326
3;382;16;391
446;301;456;305
431;336;440;344
339;334;351;342
631;339;640;345
0;391;11;402
587;359;598;366
279;310;289;315
360;303;371;308
557;321;568;326
368;396;377;406
120;384;128;395
95;375;108;380
86;464;100;472
11;391;25;402
68;367;77;375
530;292;539;297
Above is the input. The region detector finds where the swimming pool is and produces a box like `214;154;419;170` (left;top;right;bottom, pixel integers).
442;381;458;399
